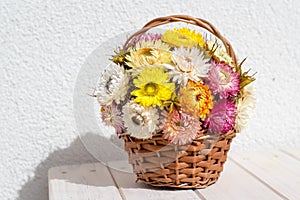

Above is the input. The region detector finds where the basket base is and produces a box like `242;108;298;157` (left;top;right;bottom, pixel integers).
123;131;236;189
138;177;219;189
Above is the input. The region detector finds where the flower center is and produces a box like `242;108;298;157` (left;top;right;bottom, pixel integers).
177;55;193;73
219;71;229;85
184;55;192;63
176;121;184;127
178;34;187;39
105;77;115;94
196;94;202;101
131;114;144;126
144;82;158;96
138;48;153;57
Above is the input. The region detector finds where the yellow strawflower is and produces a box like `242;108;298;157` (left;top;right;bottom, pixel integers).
162;28;205;48
125;40;172;73
131;66;175;107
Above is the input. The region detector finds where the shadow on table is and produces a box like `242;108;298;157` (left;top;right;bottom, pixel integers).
17;132;196;200
16;133;113;200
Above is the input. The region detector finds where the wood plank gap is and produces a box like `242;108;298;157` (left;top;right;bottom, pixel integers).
228;157;288;200
107;165;127;200
280;150;300;162
194;190;207;200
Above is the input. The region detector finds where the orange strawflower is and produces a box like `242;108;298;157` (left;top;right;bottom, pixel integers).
179;80;213;119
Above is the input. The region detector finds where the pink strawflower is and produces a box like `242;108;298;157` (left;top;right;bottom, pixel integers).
132;33;162;45
161;108;201;145
207;61;240;98
204;99;237;134
101;102;124;135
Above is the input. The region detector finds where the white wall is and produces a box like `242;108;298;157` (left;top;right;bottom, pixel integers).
1;0;299;199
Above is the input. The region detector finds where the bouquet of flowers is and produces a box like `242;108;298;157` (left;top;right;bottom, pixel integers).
93;15;256;188
94;27;255;144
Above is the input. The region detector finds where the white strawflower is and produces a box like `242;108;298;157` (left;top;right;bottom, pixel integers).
94;64;129;105
123;101;159;139
166;46;210;86
235;85;256;132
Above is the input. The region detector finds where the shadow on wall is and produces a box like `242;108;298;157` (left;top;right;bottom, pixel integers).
17;134;101;200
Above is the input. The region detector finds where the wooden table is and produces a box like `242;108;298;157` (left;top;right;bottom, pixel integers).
48;148;300;200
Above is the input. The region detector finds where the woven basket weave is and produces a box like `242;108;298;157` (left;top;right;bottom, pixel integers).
122;15;238;189
122;131;235;188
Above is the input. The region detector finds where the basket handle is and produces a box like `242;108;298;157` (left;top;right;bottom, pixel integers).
123;15;237;67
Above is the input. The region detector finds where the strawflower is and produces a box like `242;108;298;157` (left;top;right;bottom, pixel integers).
161;108;201;145
207;61;240;99
131;67;175;107
123;101;159;139
162;27;205;48
179;80;213;119
166;46;210;86
204;99;237;134
100;102;124;135
94;64;129;105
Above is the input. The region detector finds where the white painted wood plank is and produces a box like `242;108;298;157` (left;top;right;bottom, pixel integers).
231;150;300;200
281;148;300;161
197;159;283;200
48;162;122;200
108;160;201;200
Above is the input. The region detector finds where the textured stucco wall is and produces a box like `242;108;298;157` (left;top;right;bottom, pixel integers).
1;0;299;199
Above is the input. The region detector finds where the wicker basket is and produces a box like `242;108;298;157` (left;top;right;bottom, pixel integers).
122;15;238;189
